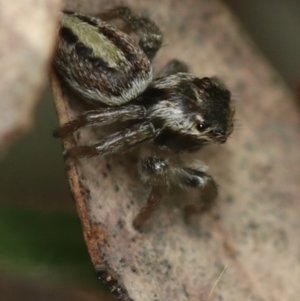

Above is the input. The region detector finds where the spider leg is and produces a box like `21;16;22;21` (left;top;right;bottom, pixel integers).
53;105;145;138
133;185;164;230
98;6;163;60
156;59;189;77
133;157;218;229
65;122;155;159
176;168;218;214
133;156;169;229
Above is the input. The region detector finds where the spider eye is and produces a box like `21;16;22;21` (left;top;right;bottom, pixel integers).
196;120;210;132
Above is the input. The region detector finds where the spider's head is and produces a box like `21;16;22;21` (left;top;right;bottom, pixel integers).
188;76;235;145
144;73;235;152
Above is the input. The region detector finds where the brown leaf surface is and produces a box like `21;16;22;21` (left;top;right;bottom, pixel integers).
52;0;300;300
0;0;62;152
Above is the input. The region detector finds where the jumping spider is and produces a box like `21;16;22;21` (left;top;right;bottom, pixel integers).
53;6;235;229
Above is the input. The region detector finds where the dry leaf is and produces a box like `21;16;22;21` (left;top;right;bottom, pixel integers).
52;0;300;300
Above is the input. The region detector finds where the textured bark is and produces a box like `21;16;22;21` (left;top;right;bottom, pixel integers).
52;1;300;300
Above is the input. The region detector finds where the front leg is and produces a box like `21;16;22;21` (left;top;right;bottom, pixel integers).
133;156;169;229
98;6;163;60
177;168;218;214
53;105;145;138
133;157;218;229
65;122;155;158
156;59;189;78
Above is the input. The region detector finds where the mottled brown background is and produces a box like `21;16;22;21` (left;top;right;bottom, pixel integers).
1;0;300;300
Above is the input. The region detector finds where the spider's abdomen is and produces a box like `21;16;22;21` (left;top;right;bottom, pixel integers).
54;12;153;106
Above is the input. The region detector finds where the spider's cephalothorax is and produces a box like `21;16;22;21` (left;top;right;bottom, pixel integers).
139;74;234;152
53;6;235;229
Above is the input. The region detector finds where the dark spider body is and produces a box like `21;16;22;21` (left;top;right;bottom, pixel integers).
54;6;235;229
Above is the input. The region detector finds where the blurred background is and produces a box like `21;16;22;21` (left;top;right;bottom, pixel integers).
0;0;299;300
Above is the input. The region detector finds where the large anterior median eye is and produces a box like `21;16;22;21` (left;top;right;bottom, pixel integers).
195;120;210;132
